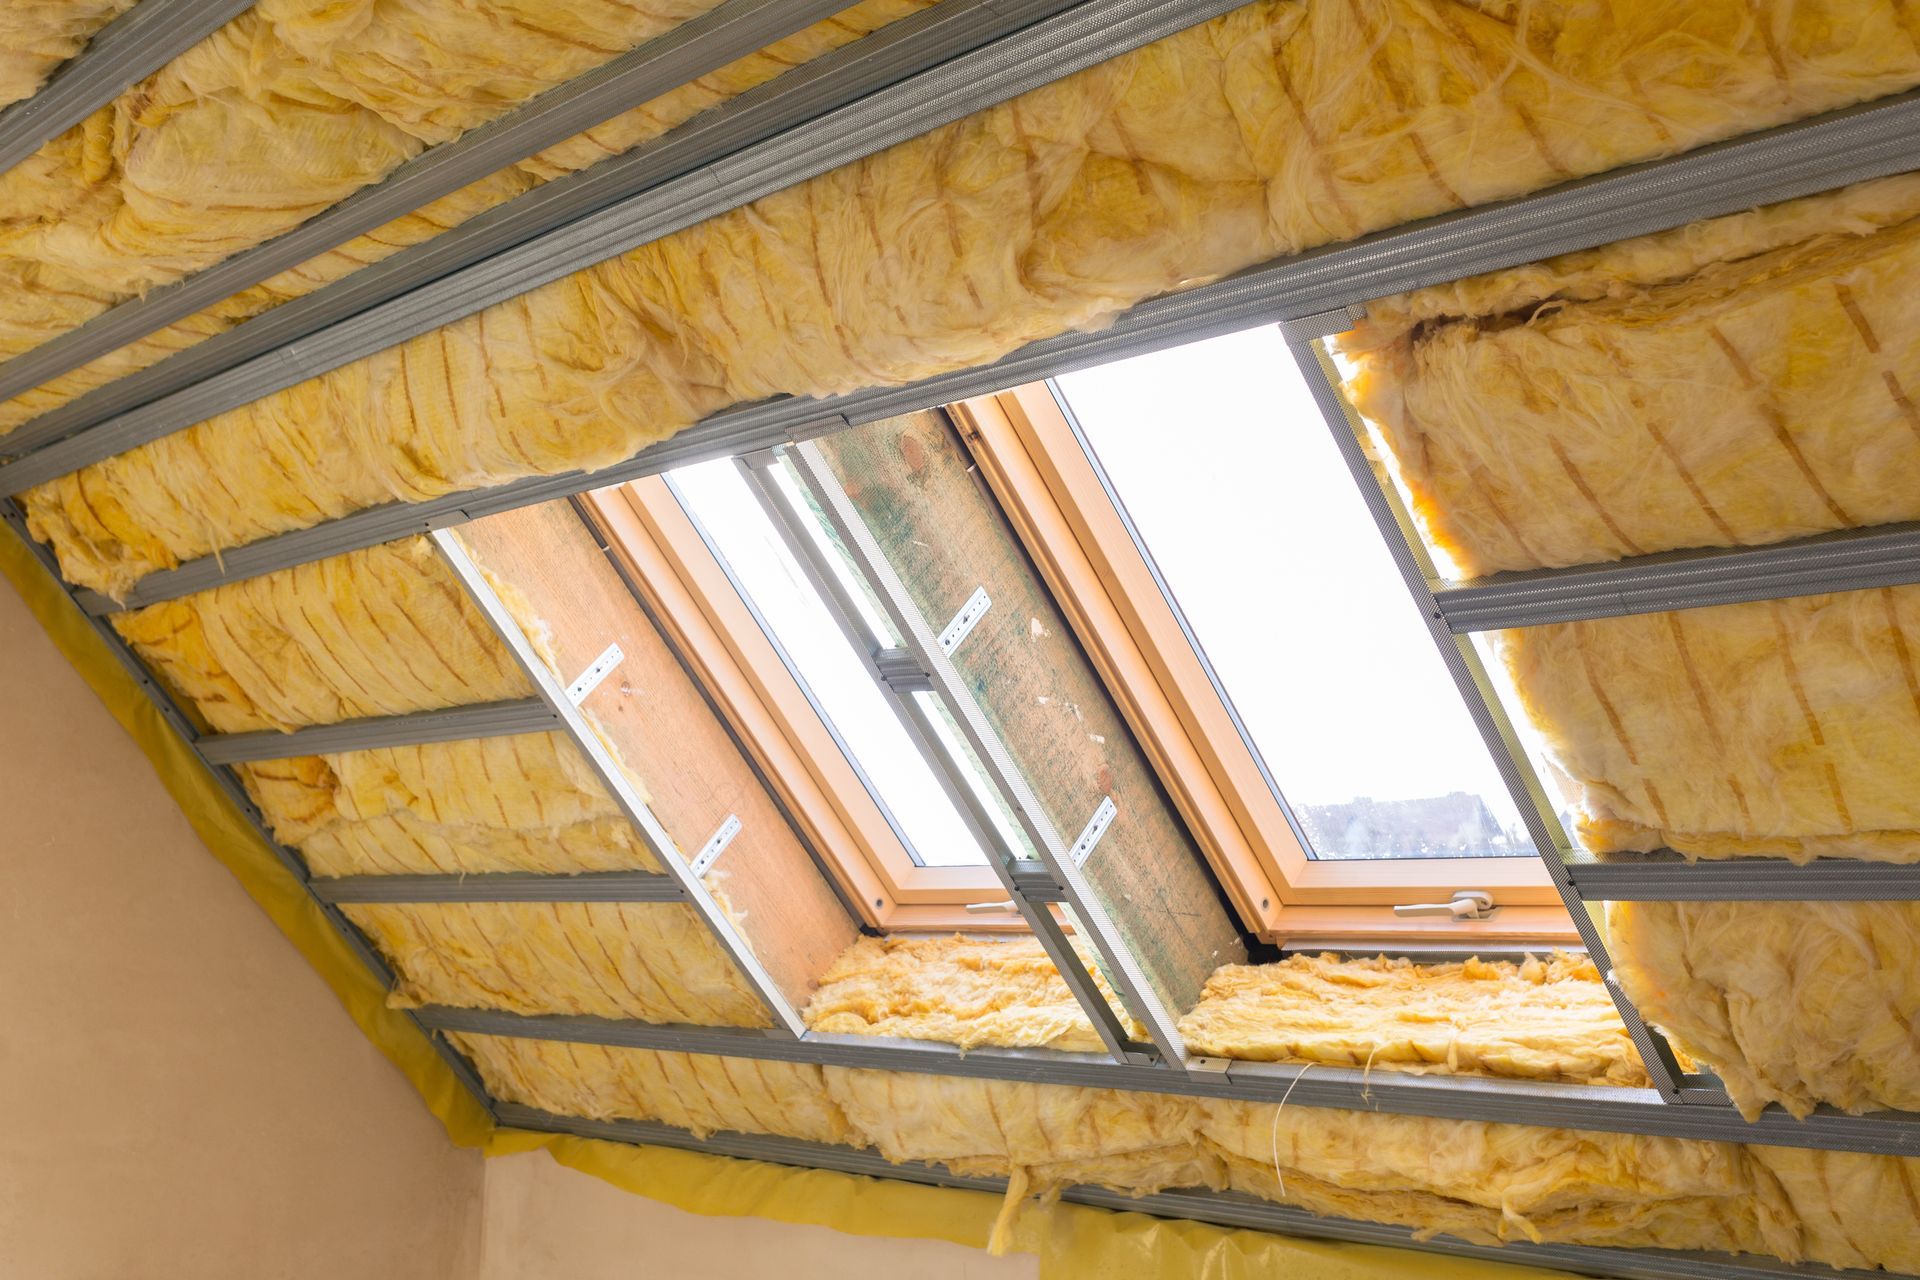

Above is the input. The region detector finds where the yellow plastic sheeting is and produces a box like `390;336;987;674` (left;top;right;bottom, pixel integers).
1179;953;1645;1087
456;1035;854;1145
1495;586;1920;860
0;0;748;364
1017;1193;1571;1280
235;732;661;878
1610;900;1920;1121
0;0;939;437
111;538;525;732
30;0;1920;594
504;1132;1581;1280
0;0;133;108
1339;173;1920;579
345;900;772;1028
803;935;1140;1055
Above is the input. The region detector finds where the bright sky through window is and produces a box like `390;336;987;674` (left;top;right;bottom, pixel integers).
1054;326;1531;859
669;460;993;867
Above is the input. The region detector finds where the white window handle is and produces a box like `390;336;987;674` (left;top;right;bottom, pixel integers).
964;899;1020;915
1392;890;1495;920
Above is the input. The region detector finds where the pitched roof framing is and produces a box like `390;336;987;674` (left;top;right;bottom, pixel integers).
4;0;1920;1245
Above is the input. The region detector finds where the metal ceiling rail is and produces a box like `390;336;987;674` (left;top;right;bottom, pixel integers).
710;452;1126;1032
196;697;556;765
0;504;497;1117
775;443;1164;1063
1007;862;1065;901
0;0;859;416
311;870;684;905
494;1106;1905;1280
419;1005;1920;1157
1564;852;1920;901
1432;524;1920;633
430;528;808;1037
0;0;1248;496
68;84;1920;613
0;0;255;176
1288;340;1692;1105
726;454;1033;896
0;0;1095;461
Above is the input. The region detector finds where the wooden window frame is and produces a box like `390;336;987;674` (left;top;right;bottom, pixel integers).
584;480;1014;934
583;379;1577;947
949;383;1577;947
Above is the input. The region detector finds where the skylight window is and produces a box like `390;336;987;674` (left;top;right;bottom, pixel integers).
1053;325;1530;860
668;458;994;868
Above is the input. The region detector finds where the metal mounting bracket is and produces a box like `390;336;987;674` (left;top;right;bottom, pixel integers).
566;642;624;704
689;813;743;877
937;586;991;654
1069;796;1118;870
872;646;934;694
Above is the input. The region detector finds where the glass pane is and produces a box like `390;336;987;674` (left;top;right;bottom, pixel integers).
1055;325;1531;859
668;459;991;867
812;411;1246;1018
909;691;1037;863
765;460;898;648
1467;628;1582;852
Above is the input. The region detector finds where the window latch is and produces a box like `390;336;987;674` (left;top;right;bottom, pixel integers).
1392;890;1496;921
964;899;1021;915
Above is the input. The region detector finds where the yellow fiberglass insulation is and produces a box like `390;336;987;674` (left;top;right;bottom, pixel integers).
1329;171;1920;1124
1178;951;1647;1087
29;0;1920;595
103;534;773;1027
234;733;661;878
802;935;1142;1055
441;1034;1920;1271
345;900;770;1029
0;1;134;109
0;0;750;363
1494;586;1920;861
453;1035;855;1145
0;0;939;437
111;538;526;733
1207;1104;1919;1270
804;935;1644;1087
1338;172;1920;580
1609;900;1920;1121
830;1069;1224;1222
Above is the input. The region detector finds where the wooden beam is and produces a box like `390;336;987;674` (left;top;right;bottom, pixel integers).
458;501;858;1012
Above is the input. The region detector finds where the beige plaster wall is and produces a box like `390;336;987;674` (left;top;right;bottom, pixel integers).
476;1151;1038;1280
0;568;1034;1280
0;573;486;1278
